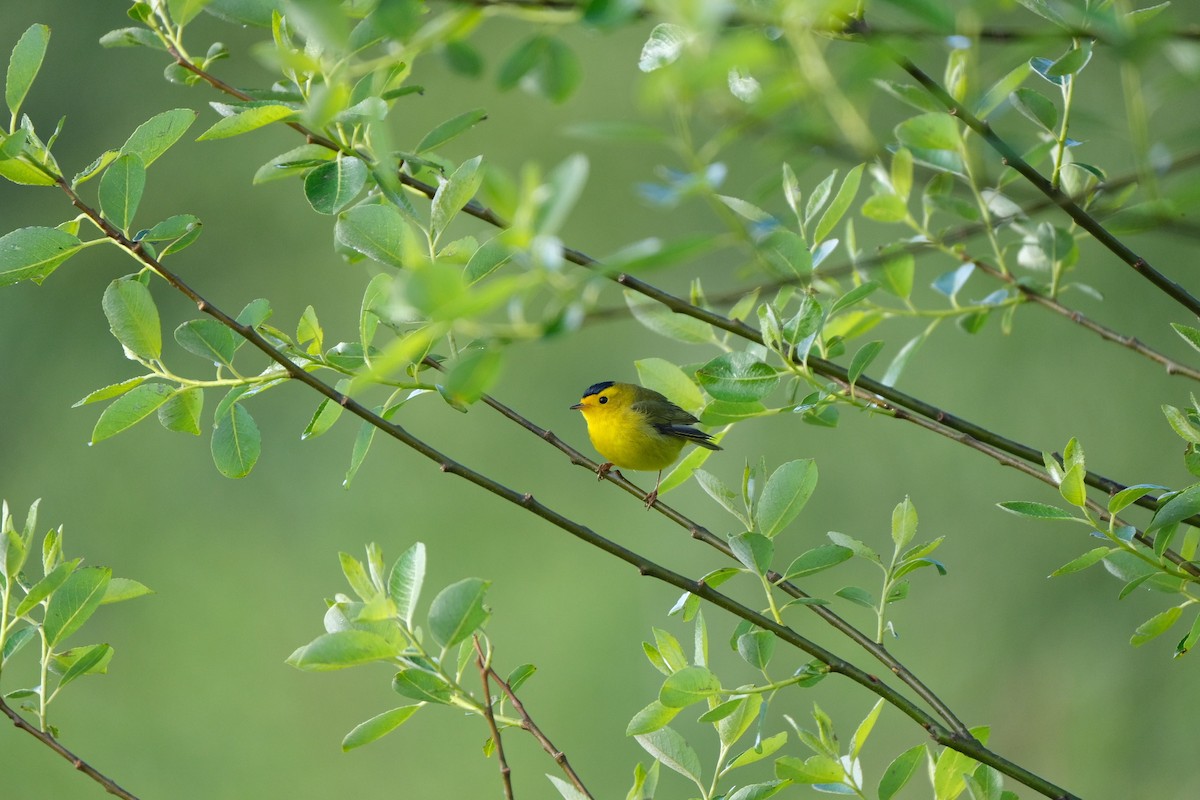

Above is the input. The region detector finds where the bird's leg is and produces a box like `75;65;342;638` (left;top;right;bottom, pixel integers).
644;470;663;509
596;462;614;481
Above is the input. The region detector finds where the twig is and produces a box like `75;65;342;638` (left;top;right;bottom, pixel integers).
473;637;514;800
484;662;595;800
1;697;141;800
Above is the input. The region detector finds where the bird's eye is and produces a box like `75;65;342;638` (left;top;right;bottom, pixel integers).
599;396;608;404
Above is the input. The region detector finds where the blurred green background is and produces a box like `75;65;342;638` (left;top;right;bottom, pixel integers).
3;2;1200;798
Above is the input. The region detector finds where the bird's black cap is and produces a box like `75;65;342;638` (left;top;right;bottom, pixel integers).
582;380;615;397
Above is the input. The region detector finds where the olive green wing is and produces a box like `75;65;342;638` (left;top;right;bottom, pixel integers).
632;395;722;451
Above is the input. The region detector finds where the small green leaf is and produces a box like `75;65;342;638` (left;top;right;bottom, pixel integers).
895;113;960;151
102;277;161;360
862;193;908;223
835;585;875;608
1010;87;1058;132
120;108;196;166
634;727;702;783
305;155;368;215
415;108;487;154
783;544;853;580
431;156;483;245
878;744;925;800
1049;546;1111;577
55;643;113;689
157;387;203;435
1108;484;1163;515
391;668;454;703
1148;484;1200;532
342;706;421;751
736;630;775;669
996;501;1081;522
211;403;261;478
881;251;914;297
287;630;398;670
729;532;774;574
1163;405;1200;444
0;226;84;287
196;103;295;140
1131;606;1183;646
428;577;490;649
101;577;153;604
625;291;713;343
175;319;237;367
1171;323;1200;354
6;24;50;121
755;459;818;537
829;281;879;315
775;754;843;783
336;203;409;268
1058;463;1087;507
43;566;112;647
659;665;721;708
848;340;884;386
696;352;779;403
91;383;174;443
386;542;425;627
727;727;784;768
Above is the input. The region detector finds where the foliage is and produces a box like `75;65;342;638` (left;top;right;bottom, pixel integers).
3;0;1200;798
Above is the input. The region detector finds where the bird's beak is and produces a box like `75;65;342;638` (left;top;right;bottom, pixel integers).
569;402;583;410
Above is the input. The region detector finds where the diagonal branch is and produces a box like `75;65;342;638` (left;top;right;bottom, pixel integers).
1;697;141;800
473;637;515;800
850;18;1200;319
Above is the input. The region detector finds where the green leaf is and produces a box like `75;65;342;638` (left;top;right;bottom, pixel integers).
1132;606;1183;646
99;27;165;49
157;387;204;435
829;281;879;315
835;585;875;608
812;164;864;243
851;699;885;759
727;727;785;768
1047;41;1092;77
1148;484;1200;532
252;143;333;184
730;532;773;574
142;214;202;243
736;630;775;669
287;630;398;670
175;319;237;367
783;544;853;580
415;108;487;154
391;668;453;703
696;352;779;403
43;566;112;647
336;203;409;268
1;626;36;665
693;470;749;526
305;156;368;215
996;501;1081;522
14;560;79;617
775;754;843;783
120;108;197;166
879;744;925;800
6;24;50;120
1108;484;1163;515
55;643;113;689
534;36;582;103
975;61;1032;117
1058;463;1087;507
211;403;261;478
0;226;84;287
625;291;713;343
341;706;420;751
881;251;914;298
659;665;720;708
895;113;960;151
633;358;705;413
547;776;590;800
848;340;884;385
634;727;702;783
384;542;425;628
627;700;680;735
91;383;174;443
535;154;589;237
101;577;153;604
444;348;503;406
1049;546;1111;578
755;459;818;537
428;577;490;649
431;156;483;245
1163;405;1200;444
1010;87;1058;132
1171;323;1200;354
196;103;295;140
102;277;161;360
862;193;908;223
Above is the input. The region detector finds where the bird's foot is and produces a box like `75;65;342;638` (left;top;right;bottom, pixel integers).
643;489;658;509
596;462;614;481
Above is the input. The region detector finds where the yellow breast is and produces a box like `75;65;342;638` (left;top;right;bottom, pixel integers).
582;404;686;471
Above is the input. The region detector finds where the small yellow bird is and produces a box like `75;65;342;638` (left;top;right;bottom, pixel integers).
571;381;721;507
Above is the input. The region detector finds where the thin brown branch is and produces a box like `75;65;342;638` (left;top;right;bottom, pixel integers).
1;697;141;800
473;637;514;800
485;663;594;800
